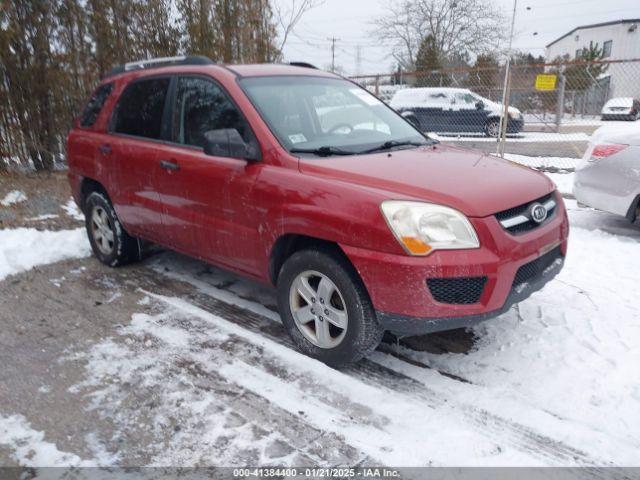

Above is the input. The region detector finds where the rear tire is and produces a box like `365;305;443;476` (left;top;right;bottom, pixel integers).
485;119;501;137
84;191;141;267
276;247;383;368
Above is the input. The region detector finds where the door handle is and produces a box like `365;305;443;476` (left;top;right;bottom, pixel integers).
159;159;180;171
98;144;112;155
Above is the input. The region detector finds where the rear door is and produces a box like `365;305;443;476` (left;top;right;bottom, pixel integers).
154;75;262;275
108;76;172;240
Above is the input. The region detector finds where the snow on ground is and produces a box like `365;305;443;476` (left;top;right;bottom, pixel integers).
442;132;590;143
504;153;578;171
0;228;91;281
545;172;574;196
1;189;27;206
62;197;85;221
0;415;88;467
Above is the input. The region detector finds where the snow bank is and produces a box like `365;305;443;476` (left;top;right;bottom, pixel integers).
0;228;91;281
1;190;27;206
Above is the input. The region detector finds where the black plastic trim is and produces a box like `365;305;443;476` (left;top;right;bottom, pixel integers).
377;253;565;336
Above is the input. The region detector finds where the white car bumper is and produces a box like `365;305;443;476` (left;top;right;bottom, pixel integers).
574;158;640;218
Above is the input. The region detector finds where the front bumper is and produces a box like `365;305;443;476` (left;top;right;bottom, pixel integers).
601;114;635;121
341;194;569;336
377;248;564;335
506;117;525;133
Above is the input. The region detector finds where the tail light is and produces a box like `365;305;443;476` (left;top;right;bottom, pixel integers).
590;143;627;161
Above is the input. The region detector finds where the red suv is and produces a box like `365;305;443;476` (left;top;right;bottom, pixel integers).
68;56;569;367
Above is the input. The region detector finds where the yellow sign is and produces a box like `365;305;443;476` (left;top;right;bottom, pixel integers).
535;74;557;91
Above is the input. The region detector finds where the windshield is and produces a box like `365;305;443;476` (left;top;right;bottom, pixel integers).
240;76;430;156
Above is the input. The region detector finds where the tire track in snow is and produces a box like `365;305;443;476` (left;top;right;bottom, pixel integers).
126;262;619;469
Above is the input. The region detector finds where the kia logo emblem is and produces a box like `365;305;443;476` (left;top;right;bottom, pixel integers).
530;203;548;223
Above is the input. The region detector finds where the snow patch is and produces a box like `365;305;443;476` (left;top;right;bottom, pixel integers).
1;190;27;206
0;414;87;466
62;198;85;221
0;228;91;281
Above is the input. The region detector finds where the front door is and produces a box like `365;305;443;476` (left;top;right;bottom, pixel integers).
155;75;263;276
451;92;489;134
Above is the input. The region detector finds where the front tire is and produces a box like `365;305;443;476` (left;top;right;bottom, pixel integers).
277;248;383;368
84;191;140;267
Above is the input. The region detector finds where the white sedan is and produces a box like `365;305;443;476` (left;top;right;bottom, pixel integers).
574;124;640;222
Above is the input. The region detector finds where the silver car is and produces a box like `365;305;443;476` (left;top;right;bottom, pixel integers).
574;125;640;222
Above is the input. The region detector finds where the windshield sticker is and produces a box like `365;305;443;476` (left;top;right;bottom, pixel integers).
288;133;307;144
350;88;382;106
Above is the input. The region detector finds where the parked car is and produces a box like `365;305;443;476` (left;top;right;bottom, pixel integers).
389;87;524;137
68;56;568;367
600;97;640;121
574;124;640;222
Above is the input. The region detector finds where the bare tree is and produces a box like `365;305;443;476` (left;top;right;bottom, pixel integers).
373;0;506;70
273;0;324;56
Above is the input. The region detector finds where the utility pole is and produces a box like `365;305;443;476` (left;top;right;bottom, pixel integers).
497;0;518;157
355;45;362;77
327;37;339;72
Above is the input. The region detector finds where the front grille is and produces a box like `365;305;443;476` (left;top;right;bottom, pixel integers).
513;246;562;290
427;277;487;304
495;193;557;235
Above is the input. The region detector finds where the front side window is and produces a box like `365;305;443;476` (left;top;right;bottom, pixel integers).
174;76;254;149
80;83;113;127
113;77;170;139
603;40;612;58
240;76;428;155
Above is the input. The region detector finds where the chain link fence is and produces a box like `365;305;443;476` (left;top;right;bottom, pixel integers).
350;58;640;171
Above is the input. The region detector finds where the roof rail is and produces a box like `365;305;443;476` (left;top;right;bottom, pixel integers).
289;62;318;70
104;55;214;78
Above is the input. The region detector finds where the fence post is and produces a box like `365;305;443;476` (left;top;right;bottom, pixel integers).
555;68;566;133
374;75;380;96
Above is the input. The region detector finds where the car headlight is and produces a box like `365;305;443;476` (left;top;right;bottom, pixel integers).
381;201;480;256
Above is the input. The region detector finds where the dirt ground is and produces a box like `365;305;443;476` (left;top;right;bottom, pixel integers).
0;171;82;231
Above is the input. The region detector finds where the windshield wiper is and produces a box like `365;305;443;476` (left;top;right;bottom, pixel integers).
360;140;429;154
290;146;357;157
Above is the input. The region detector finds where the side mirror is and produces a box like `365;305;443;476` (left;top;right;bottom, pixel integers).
475;101;485;110
203;128;260;161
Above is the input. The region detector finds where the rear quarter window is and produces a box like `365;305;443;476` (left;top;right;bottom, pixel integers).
80;83;114;127
112;77;170;140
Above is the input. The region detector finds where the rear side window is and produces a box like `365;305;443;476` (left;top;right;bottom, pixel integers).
113;78;170;139
80;83;113;127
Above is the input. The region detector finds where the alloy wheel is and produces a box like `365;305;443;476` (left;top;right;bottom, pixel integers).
289;270;348;349
90;206;115;255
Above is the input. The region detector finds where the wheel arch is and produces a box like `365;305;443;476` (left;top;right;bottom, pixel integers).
625;193;640;222
268;233;358;287
79;177;110;211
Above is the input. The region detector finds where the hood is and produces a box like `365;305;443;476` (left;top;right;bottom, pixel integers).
299;144;554;218
483;98;521;116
